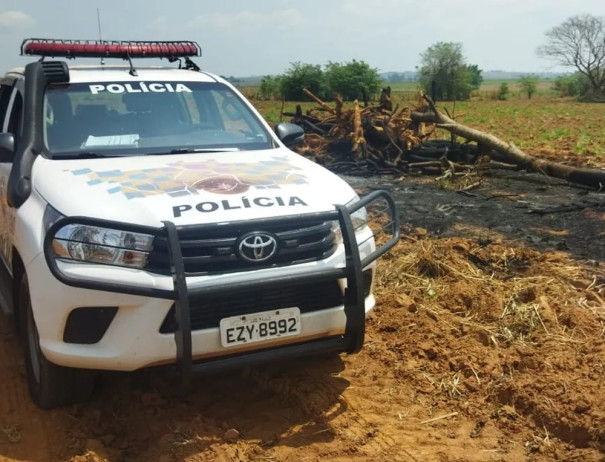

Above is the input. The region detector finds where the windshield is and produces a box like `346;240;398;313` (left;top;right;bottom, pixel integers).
43;81;273;158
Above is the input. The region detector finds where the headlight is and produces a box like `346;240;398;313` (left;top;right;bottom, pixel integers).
332;196;370;245
350;205;369;234
51;223;154;269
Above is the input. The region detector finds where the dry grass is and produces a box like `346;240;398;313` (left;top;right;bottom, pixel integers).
374;228;605;347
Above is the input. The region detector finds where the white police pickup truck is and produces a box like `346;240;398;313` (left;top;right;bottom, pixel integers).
0;39;399;408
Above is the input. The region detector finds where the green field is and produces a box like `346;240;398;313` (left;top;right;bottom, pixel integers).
385;79;554;92
429;99;605;157
385;79;558;101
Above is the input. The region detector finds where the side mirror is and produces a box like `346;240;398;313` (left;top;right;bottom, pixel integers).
274;122;305;148
0;133;15;162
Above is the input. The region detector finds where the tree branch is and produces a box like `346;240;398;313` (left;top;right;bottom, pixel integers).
411;96;605;189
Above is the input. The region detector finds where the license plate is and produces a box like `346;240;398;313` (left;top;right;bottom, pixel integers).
219;307;301;347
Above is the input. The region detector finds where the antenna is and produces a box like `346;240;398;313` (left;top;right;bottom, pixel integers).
97;8;104;65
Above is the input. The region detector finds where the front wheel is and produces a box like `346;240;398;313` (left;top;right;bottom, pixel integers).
19;276;95;408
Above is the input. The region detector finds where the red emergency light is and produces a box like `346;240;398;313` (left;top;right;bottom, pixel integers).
21;39;201;59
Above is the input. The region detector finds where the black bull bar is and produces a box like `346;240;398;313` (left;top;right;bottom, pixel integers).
164;190;399;385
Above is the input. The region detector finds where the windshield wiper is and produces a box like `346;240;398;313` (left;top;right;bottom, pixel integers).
54;147;241;159
168;147;241;154
55;151;126;159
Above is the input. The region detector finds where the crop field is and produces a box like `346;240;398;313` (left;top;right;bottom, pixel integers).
386;79;558;100
0;96;603;462
386;79;556;91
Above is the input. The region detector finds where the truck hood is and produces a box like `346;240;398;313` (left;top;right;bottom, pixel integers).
33;149;357;227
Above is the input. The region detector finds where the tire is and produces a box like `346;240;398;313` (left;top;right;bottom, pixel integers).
19;276;95;408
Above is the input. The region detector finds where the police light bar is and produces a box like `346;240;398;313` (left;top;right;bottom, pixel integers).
21;39;201;59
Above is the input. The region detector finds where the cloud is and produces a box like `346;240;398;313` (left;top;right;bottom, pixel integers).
0;10;35;30
185;8;304;33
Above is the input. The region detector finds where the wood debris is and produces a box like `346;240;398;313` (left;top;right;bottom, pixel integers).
287;89;605;190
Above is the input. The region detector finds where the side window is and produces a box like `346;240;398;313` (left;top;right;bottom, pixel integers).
0;85;13;132
211;90;265;139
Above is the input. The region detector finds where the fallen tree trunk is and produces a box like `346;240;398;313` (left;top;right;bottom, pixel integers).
411;97;605;190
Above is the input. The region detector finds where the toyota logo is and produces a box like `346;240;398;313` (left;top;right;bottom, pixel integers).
238;232;278;262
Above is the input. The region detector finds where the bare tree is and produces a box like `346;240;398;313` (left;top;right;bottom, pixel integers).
537;14;605;101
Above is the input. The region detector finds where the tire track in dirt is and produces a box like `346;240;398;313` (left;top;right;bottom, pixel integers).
0;315;58;462
243;358;421;461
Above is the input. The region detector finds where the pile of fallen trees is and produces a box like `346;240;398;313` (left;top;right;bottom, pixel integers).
287;88;605;190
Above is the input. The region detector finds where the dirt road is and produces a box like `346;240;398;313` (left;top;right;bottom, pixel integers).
1;172;603;461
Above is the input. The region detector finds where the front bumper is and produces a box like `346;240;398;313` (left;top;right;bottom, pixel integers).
37;191;399;378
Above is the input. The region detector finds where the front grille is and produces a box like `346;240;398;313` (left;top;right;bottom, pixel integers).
148;219;336;275
159;279;344;333
159;270;373;334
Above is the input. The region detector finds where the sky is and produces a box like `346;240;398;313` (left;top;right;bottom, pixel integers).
0;0;603;77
